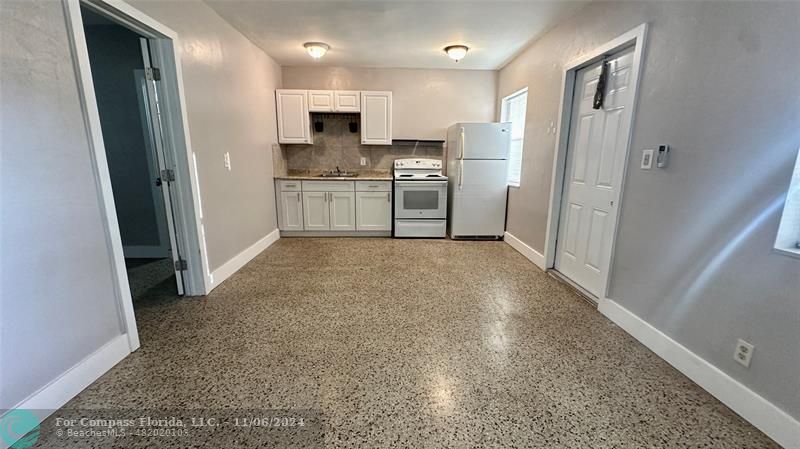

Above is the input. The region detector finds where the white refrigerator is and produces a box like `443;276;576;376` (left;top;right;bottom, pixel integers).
446;123;511;239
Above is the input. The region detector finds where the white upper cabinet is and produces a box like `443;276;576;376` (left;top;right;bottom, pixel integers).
276;89;311;144
277;89;392;145
308;90;334;112
334;91;361;112
361;91;392;145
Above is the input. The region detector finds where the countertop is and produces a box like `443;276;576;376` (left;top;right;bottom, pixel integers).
275;170;393;181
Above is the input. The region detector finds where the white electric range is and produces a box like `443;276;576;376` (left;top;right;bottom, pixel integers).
393;158;448;238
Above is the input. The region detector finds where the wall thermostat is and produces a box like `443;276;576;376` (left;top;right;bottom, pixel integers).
657;145;671;168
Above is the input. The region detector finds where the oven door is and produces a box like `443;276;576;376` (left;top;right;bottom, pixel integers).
394;181;447;219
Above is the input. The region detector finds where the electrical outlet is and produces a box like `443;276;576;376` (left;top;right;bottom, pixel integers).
641;149;654;169
360;157;367;166
734;339;754;368
224;152;231;171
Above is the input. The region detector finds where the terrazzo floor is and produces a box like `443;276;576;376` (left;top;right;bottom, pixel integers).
39;238;778;448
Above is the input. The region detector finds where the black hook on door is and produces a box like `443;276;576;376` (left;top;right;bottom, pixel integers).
593;58;610;110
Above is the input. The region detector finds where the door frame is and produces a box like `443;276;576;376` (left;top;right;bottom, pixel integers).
64;0;213;350
543;23;648;300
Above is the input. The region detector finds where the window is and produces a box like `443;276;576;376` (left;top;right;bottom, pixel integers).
775;148;800;258
501;88;528;186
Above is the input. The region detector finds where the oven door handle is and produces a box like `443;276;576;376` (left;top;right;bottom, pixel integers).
394;181;448;187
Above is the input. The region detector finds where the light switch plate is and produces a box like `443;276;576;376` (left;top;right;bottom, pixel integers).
641;149;654;170
224;152;231;171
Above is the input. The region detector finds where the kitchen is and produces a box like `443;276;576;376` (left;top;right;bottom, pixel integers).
272;81;510;239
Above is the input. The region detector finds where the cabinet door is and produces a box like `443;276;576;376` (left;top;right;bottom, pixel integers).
329;191;356;231
276;90;311;144
356;191;392;231
308;90;334;112
334;91;360;112
360;91;392;145
279;191;304;231
303;192;330;230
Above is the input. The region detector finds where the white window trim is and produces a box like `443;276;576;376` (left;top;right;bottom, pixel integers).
773;147;800;259
501;87;528;187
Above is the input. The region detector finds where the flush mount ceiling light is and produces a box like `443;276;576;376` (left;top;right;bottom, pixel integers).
444;45;469;62
304;42;330;59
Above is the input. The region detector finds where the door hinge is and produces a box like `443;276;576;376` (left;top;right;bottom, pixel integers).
145;67;162;81
161;169;176;183
174;259;188;271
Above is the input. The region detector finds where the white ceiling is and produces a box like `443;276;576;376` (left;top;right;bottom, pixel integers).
204;1;586;70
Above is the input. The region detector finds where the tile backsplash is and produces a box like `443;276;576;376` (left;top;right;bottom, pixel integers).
276;114;443;172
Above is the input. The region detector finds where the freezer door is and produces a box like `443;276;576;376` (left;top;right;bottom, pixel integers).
457;123;511;160
447;159;508;237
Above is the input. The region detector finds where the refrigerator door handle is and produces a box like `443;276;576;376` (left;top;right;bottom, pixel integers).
459;127;465;159
458;159;464;190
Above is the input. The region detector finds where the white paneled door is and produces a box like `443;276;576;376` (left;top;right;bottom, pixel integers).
555;46;635;298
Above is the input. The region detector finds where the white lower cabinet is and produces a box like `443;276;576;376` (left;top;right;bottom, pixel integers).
279;191;304;231
356;191;392;231
330;192;356;231
277;179;391;234
303;192;330;231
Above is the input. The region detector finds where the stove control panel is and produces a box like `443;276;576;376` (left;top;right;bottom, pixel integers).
394;158;442;169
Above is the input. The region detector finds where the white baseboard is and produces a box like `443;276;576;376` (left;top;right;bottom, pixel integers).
504;231;546;270
2;334;131;448
208;228;279;290
599;298;800;449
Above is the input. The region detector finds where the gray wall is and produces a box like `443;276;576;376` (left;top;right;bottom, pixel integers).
84;22;166;250
1;1;125;409
129;0;282;271
498;1;800;418
281;66;497;141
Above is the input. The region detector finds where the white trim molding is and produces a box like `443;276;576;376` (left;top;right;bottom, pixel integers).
504;232;546;270
209;229;280;290
2;335;130;448
543;23;648;298
599;298;800;449
65;0;211;301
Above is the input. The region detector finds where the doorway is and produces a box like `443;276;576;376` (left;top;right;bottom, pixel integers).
543;24;647;301
66;0;211;350
81;5;185;299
